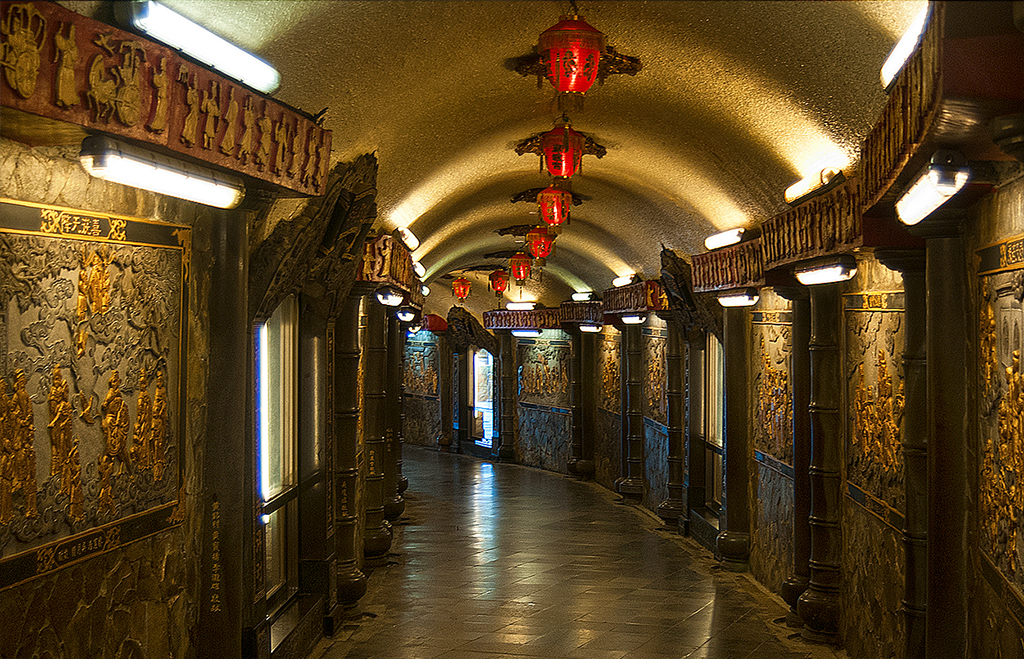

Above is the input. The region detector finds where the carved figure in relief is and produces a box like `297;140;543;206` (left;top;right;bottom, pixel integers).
219;87;239;155
131;368;152;471
255;108;273;171
0;379;14;524
287;121;300;177
852;349;904;477
314;132;329;187
237;95;255;164
757;337;790;457
47;366;72;486
301;128;315;186
178;66;199;147
85;37;145;126
101;370;131;477
53;22;79;108
981;298;998;393
147;57;169;132
201;80;221;149
66;440;83;522
151;370;168;481
986;350;1024;573
273;118;288;174
12;370;37;519
0;2;46;99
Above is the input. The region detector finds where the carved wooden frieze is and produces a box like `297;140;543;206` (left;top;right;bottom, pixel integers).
844;291;905;514
602;280;668;314
560;300;602;325
760;181;862;271
483;308;564;330
0;198;187;590
0;1;330;196
356;233;414;292
691;238;764;293
516;338;569;410
978;234;1024;585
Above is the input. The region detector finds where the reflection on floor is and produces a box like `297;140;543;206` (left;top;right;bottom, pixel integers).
311;447;844;659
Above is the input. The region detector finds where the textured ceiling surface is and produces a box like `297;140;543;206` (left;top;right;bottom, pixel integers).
104;0;928;316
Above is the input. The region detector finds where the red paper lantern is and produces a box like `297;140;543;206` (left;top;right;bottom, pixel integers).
538;15;605;96
509;252;532;285
526;226;555;266
452;276;471;300
541;121;585;179
489;269;510;297
537;186;571;235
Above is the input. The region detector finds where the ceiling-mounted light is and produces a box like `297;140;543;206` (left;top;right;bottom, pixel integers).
511;329;543;338
579;323;602;333
394;227;420;252
396;306;419;323
784;168;846;206
412;260;426;279
572;292;594;301
612;274;636;287
880;5;931;91
421;284;430;297
506;301;536;311
374;285;406;307
794;255;858;286
79;136;244;208
717;288;760;307
116;1;281;94
407;323;422;335
452;276;471;301
895;151;970;226
704;228;746;251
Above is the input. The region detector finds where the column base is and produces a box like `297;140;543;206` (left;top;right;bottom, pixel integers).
363;521;392;566
797;586;840;644
617;478;643;498
716;530;750;572
656;499;686;526
383;494;405;521
780;573;809;610
397;473;409;494
336;561;368;612
575;459;595;480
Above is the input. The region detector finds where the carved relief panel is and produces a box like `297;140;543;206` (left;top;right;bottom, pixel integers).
844;292;905;513
404;334;438;398
517;336;569;409
599;330;620;412
751;311;792;464
977;234;1024;584
643;329;667;425
0;199;187;590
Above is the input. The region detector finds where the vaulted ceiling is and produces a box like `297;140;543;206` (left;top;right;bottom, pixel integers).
109;0;930;317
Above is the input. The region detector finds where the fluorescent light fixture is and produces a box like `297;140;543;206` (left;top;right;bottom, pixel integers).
396;307;418;322
718;288;760;307
880;5;930;91
621;313;647;325
407;324;422;335
395;227;420;251
612;274;636;287
80;136;244;208
895;151;970;226
511;329;542;338
579;324;602;333
704;228;745;251
784;168;845;205
117;1;281;94
506;301;536;311
421;284;430;297
572;292;595;301
374;285;405;307
412;260;426;278
794;255;858;286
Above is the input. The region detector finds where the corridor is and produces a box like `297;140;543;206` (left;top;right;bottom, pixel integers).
312;447;841;659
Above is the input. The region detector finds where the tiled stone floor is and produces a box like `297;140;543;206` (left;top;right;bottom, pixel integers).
311;447;845;659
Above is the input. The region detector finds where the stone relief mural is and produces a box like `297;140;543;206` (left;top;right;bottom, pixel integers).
752;318;792;464
517;338;569;409
599;332;620;412
404;336;438;397
844;292;905;513
0;199;186;589
644;332;666;425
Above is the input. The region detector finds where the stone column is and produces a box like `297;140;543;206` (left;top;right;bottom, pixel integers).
493;332;516;461
383;315;405;521
456;347;471;452
717;307;750;571
658;319;687;525
777;289;811;623
362;301;392;566
797;283;842;643
618;323;644;500
438;334;453;450
332;296;367;617
681;328;706;535
567;327;583;476
576;332;596;480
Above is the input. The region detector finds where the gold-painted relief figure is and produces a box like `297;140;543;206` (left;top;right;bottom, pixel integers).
983;351;1024;573
151;370;168;481
12;370;37;519
981;296;998;395
255;107;273;172
85;35;144;126
757;336;791;459
219;87;239;155
100;370;131;476
301;128;315;186
201;80;221;150
853;349;904;470
0;2;47;99
0;380;14;524
147;57;169;132
47;366;71;481
646;340;666;420
131;368;152;471
238;95;255;164
287;120;300;177
53;22;79;108
178;65;199;147
273;118;288;175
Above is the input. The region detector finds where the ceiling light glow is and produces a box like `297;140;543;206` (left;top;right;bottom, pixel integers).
880;5;930;90
704;228;746;251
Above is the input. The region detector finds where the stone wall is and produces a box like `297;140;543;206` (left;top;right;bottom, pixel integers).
403;329;441;448
514;330;571;471
642;319;669;510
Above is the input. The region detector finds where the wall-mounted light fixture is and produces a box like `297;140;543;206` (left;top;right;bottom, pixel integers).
784;168;845;206
880;5;931;91
506;301;536;311
407;323;422;335
394;227;420;251
895;150;970;226
511;329;543;338
412;260;426;278
374;285;405;307
80;136;244;208
571;291;595;301
420;284;430;297
794;255;857;286
704;228;745;251
620;313;647;325
612;274;636;287
396;306;420;323
116;1;281;94
579;323;602;333
717;288;760;307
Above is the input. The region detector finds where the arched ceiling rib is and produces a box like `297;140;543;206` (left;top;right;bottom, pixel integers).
153;0;929;317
